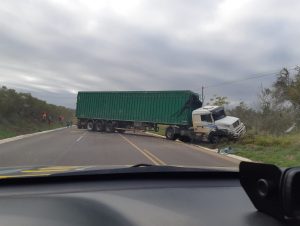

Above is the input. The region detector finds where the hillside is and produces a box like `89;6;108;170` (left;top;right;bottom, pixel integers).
0;86;74;139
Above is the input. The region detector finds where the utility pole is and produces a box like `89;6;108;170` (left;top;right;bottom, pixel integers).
201;86;204;104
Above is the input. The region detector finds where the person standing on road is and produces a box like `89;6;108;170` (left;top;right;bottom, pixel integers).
48;115;52;127
42;112;47;122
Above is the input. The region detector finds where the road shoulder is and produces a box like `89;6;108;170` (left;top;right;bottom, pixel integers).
0;127;71;145
145;132;252;162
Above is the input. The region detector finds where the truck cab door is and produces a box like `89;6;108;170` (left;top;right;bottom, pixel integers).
192;114;214;134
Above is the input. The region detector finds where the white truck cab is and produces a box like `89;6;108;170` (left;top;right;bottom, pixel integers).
192;105;246;142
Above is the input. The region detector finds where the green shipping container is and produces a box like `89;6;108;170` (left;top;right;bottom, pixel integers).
76;90;202;126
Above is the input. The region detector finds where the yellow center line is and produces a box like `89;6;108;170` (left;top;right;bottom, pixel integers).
143;149;166;165
39;166;80;170
119;134;161;165
22;166;81;173
0;174;50;179
22;169;69;173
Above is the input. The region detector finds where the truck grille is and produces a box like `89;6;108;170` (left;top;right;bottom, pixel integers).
233;120;240;128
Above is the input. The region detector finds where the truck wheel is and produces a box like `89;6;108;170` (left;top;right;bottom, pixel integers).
95;121;105;132
105;122;115;133
209;135;220;144
179;136;191;143
77;124;82;129
87;121;95;131
165;127;177;140
116;129;125;133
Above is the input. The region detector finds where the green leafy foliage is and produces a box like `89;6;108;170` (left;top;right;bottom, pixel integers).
207;95;229;106
228;68;300;135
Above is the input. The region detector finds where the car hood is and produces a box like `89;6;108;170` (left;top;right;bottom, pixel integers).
0;165;238;179
215;116;239;126
0;165;128;179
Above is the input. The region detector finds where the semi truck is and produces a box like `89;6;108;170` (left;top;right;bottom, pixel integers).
76;90;246;143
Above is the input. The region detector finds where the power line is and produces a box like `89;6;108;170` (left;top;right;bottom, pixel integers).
204;65;297;89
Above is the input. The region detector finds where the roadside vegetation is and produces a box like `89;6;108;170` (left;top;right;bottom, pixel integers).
154;68;300;167
225;67;300;166
0;86;74;139
199;132;299;167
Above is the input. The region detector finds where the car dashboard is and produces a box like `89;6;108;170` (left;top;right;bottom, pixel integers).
0;165;286;226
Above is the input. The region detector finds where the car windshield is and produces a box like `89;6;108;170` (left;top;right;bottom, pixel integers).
0;0;299;176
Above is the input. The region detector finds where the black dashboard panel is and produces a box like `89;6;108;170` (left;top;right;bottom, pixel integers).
0;176;284;226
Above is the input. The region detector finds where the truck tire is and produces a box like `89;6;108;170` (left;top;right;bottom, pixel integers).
165;127;177;140
105;122;115;133
179;136;191;143
95;121;105;132
87;121;95;131
116;129;125;133
77;124;82;129
209;134;220;144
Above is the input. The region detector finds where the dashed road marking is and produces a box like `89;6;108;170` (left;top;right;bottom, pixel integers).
76;132;87;142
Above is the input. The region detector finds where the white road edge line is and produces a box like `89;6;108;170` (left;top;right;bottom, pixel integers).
0;125;75;145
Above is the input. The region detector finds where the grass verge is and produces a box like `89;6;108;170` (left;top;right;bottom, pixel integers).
153;125;300;167
0;120;66;140
229;133;300;167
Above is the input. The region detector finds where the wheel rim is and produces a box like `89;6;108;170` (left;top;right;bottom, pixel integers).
166;128;174;139
87;122;93;130
106;123;113;132
167;131;172;138
96;122;103;131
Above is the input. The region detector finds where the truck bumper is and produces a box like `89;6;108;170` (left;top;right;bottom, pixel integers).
232;123;246;138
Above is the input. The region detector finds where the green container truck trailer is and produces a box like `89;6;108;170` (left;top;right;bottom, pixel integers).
76;90;246;143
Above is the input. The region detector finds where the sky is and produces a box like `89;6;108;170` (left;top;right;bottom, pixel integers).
0;0;299;108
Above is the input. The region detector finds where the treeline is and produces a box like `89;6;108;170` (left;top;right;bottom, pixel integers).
209;68;300;135
0;86;74;126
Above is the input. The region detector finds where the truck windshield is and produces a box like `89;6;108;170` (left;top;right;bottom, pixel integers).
201;114;213;122
211;108;226;121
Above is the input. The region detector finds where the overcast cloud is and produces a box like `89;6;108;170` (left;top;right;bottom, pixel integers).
0;0;299;108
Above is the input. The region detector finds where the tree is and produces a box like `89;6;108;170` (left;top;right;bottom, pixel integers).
228;101;258;133
0;85;74;125
253;74;300;134
207;95;229;106
272;67;300;126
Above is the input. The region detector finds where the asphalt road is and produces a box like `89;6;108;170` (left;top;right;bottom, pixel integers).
0;127;239;167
